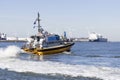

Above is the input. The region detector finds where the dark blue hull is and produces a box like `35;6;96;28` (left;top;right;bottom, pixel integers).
89;38;107;42
0;38;6;40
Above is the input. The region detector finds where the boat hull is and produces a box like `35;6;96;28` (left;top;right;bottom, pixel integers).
22;42;74;55
89;38;107;42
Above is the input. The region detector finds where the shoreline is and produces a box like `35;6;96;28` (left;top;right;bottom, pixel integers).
0;40;27;42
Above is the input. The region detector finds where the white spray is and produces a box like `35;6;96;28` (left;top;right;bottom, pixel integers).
0;46;21;58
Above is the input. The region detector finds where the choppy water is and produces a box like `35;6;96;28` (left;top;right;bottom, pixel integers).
0;42;120;80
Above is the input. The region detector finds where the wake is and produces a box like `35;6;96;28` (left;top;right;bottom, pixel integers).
0;46;120;80
0;46;22;58
0;58;120;80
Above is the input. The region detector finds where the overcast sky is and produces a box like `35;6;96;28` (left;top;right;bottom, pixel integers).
0;0;120;41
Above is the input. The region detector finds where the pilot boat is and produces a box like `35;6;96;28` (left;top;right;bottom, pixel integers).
22;13;74;55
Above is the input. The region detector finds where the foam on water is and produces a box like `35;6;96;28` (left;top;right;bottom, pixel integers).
0;59;120;80
0;46;120;80
0;46;21;58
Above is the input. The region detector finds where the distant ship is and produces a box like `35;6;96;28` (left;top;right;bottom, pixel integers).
0;32;27;42
0;33;7;40
88;32;108;42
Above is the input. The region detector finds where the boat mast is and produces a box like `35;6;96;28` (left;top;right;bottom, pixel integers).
37;12;41;33
34;12;44;36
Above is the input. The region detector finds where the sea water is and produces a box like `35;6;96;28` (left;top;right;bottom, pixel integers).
0;42;120;80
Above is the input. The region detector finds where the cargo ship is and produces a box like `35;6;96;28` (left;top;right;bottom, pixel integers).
0;33;7;40
22;13;74;55
0;33;27;42
89;32;107;42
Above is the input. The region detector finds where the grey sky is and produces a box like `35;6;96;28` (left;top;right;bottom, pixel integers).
0;0;120;41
